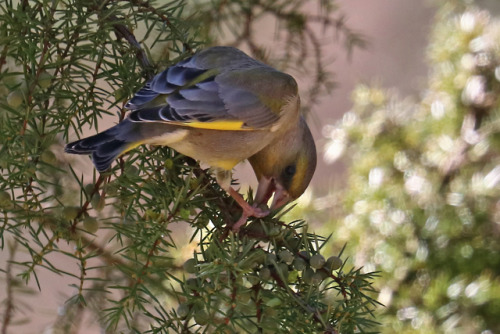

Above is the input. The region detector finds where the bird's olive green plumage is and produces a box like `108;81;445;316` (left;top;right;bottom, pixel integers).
65;46;316;210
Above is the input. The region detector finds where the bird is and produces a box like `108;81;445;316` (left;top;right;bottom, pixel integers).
65;46;317;230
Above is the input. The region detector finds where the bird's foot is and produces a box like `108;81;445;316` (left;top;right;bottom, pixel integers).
242;203;269;218
231;213;249;232
227;187;270;231
231;203;270;231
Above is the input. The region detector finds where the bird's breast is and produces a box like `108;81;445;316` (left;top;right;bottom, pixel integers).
168;128;272;170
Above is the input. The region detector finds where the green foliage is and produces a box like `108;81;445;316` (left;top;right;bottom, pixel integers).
323;3;500;333
0;0;376;333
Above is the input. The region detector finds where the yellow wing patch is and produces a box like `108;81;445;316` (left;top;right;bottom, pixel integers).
182;120;250;131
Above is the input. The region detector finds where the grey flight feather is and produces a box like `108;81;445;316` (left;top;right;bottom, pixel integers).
125;46;298;129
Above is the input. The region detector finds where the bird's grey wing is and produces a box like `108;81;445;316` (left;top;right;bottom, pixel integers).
126;48;298;130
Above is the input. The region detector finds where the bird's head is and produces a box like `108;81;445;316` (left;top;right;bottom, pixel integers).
250;117;317;211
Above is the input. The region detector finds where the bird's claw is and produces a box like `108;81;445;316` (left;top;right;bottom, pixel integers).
232;204;270;232
231;215;248;232
243;204;269;218
227;187;270;231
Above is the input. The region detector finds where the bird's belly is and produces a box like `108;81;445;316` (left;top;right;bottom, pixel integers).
168;129;271;170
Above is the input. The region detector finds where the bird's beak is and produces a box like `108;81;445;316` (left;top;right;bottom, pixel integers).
255;176;275;205
270;182;291;211
255;177;292;211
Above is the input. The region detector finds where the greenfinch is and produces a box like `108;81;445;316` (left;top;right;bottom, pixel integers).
65;46;316;230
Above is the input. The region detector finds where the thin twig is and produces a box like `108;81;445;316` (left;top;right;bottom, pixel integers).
111;17;154;79
130;0;194;54
1;241;18;334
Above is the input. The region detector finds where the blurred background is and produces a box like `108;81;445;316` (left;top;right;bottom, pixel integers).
305;0;434;192
2;0;500;333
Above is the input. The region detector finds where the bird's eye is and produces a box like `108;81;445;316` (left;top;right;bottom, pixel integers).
284;165;296;178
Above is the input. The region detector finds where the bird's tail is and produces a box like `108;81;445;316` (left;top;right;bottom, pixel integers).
65;124;133;172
